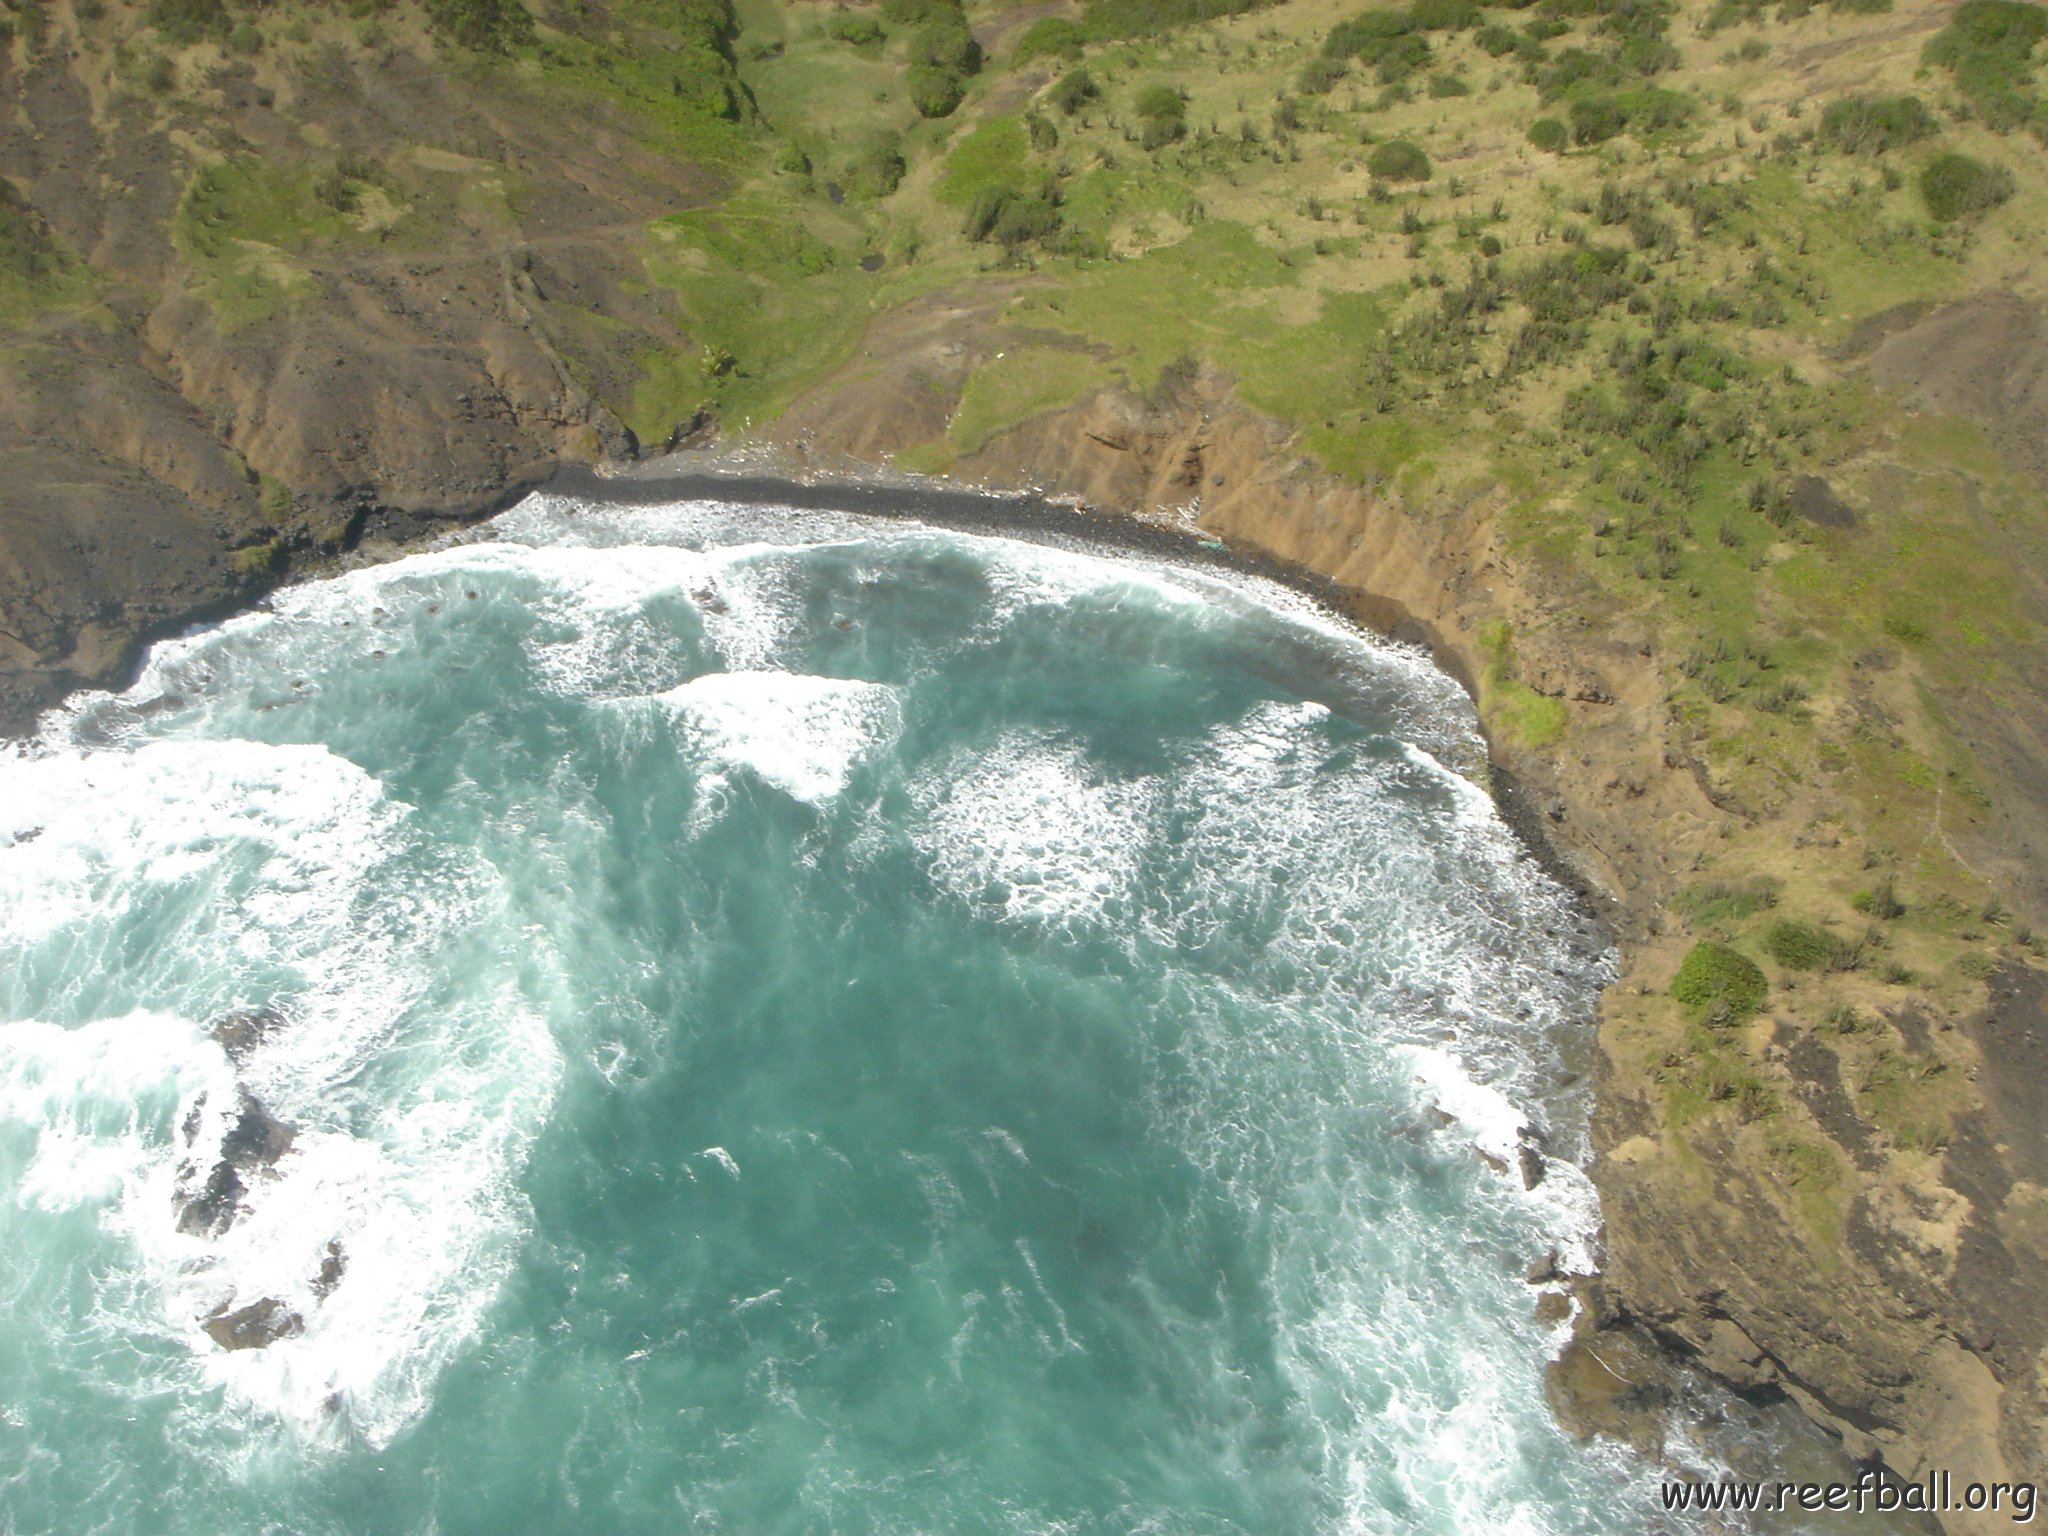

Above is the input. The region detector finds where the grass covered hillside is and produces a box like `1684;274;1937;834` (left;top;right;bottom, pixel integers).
5;0;2048;1496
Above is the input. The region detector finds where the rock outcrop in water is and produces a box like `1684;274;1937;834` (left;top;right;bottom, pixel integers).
173;1088;296;1239
202;1296;305;1352
208;1006;290;1065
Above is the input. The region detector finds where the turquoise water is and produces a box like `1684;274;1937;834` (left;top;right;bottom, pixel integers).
0;494;1666;1534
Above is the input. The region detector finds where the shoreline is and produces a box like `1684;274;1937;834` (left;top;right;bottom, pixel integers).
0;446;1969;1516
551;456;1606;919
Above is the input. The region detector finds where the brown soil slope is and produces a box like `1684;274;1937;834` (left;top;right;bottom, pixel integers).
0;15;689;722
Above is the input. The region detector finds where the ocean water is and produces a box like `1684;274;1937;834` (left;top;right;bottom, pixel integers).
0;492;1680;1534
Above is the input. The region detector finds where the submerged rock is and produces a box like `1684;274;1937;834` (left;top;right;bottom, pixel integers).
1545;1328;1677;1458
203;1297;304;1352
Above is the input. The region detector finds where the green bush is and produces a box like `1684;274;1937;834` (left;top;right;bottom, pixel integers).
1852;876;1906;920
962;183;1063;250
1569;86;1690;144
1924;0;2048;130
1134;83;1187;120
1674;876;1781;925
1569;95;1627;144
909;61;967;116
231;540;285;580
910;17;980;71
1325;9;1431;84
1076;0;1278;42
845;138;906;198
1817;94;1935;154
1367;137;1432;180
1408;0;1479;29
1048;68;1099;115
1920;151;2016;219
1533;46;1621;101
1427;71;1470;97
827;12;885;46
1670;941;1769;1017
1527;116;1568;152
1762;919;1852;971
1012;15;1082;59
424;0;535;51
1298;55;1350;93
1134;84;1187;146
149;0;225;44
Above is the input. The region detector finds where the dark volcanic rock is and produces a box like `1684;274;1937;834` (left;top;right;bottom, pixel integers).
173;1090;298;1237
209;1006;289;1064
312;1240;348;1299
203;1297;304;1352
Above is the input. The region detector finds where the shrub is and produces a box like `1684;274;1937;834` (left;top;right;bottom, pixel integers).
1367;137;1432;180
1048;68;1099;115
1924;0;2048;130
1763;918;1854;971
1533;46;1621;101
1299;55;1350;93
228;19;262;53
845;138;906;198
827;12;885;46
1132;83;1187;146
910;17;980;71
1326;9;1431;84
1671;941;1769;1017
962;183;1062;250
424;0;535;52
231;540;284;580
313;164;359;212
1527;116;1568;152
1408;0;1479;29
1817;94;1934;154
149;0;225;44
1134;83;1186;121
909;61;967;117
1851;876;1906;920
776;140;812;175
1076;0;1276;41
1476;23;1519;55
1674;876;1781;925
1569;95;1627;144
1919;152;2016;220
1025;110;1058;150
1427;71;1470;97
1012;15;1081;60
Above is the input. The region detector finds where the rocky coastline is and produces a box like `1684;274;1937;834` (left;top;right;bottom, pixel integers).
5;391;2042;1529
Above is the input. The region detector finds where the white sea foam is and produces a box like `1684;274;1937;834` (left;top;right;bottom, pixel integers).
910;733;1161;935
643;671;903;803
0;732;560;1452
